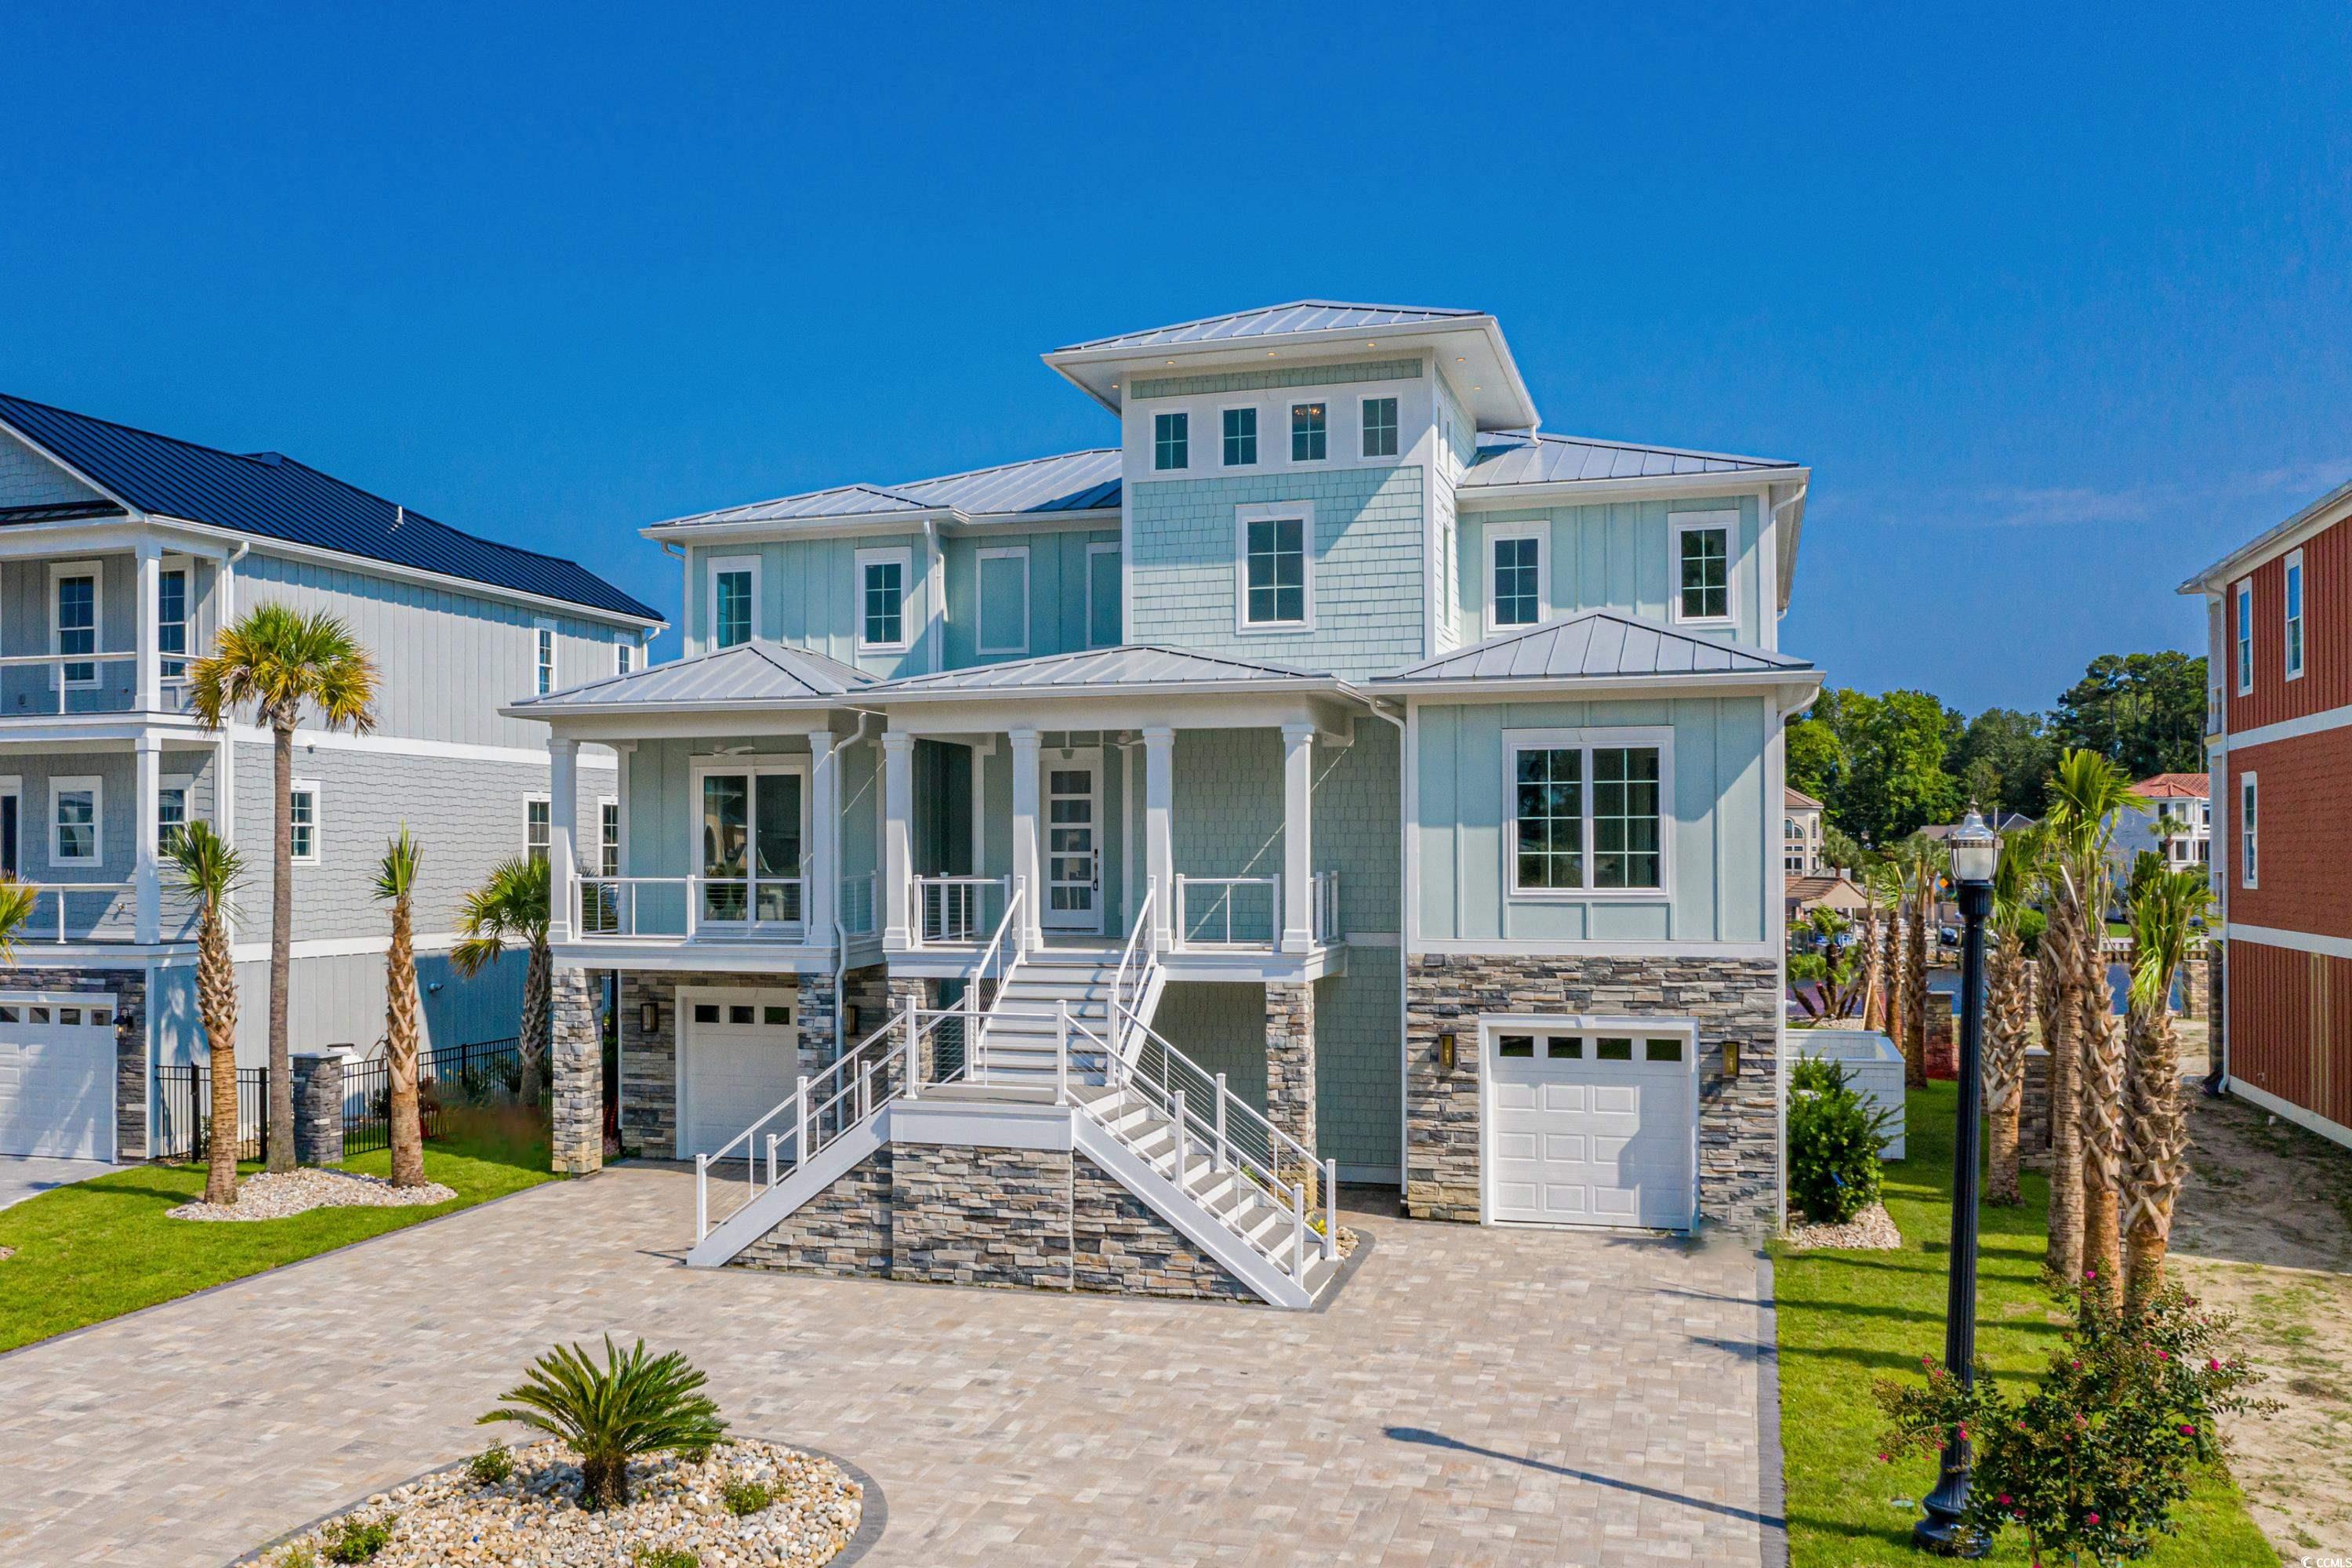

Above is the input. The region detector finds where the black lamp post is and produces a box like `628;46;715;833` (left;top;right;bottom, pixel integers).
1914;808;1998;1556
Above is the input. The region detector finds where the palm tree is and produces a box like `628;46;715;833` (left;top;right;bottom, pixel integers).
2041;748;2145;1287
169;822;246;1206
452;855;553;1105
1907;836;1944;1087
2122;864;2213;1302
0;875;38;961
191;604;378;1172
1871;859;1907;1043
376;828;428;1188
1983;826;2046;1207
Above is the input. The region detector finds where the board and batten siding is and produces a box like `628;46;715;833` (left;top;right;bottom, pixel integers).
1454;495;1767;649
1414;695;1770;945
941;528;1120;666
151;946;526;1069
684;535;936;679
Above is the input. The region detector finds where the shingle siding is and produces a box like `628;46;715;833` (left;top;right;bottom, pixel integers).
0;430;100;508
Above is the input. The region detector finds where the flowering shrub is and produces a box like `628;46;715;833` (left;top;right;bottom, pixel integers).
1788;1058;1893;1223
1873;1276;2270;1565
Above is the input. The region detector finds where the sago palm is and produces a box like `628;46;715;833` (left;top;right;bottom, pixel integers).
191;603;378;1171
2121;864;2213;1303
0;875;39;962
452;855;553;1105
2041;748;2146;1287
477;1336;728;1510
376;828;428;1188
169;822;246;1206
1983;825;2047;1207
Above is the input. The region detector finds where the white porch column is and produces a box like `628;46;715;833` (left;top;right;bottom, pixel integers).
881;731;915;949
1009;728;1044;948
134;732;162;944
802;728;837;942
1279;723;1315;953
1142;725;1174;946
548;735;579;943
134;540;162;713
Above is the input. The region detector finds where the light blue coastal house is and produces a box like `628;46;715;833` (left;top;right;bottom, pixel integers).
517;302;1819;1308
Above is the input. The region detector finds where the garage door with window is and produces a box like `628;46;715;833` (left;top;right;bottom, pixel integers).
0;993;120;1160
679;986;802;1159
1486;1022;1696;1231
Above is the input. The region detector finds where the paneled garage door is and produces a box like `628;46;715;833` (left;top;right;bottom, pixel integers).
0;994;120;1160
679;986;803;1159
1486;1023;1696;1230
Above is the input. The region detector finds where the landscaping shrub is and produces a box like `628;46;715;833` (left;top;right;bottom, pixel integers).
1875;1277;2273;1565
274;1547;317;1568
632;1548;699;1568
321;1513;395;1563
477;1336;727;1510
467;1440;514;1486
1788;1058;1893;1223
721;1477;773;1516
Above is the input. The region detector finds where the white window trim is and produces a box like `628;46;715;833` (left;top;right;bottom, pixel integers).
1084;541;1122;649
1285;398;1332;465
596;795;621;878
533;619;557;696
0;775;20;877
1233;501;1316;635
158;775;195;854
1152;409;1191;472
1501;726;1676;901
975;545;1031;657
1670;513;1738;628
523;791;552;859
1218;403;1260;468
2284;550;2306;682
2235;579;2254;695
615;639;635;677
49;559;103;690
288;779;321;866
49;775;102;866
688;757;813;927
1358;393;1401;460
1484;524;1548;632
2239;771;2258;888
853;546;914;653
706;554;761;650
157;555;193;677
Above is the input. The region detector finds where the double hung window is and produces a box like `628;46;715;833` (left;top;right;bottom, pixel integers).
2239;774;2258;887
711;557;757;649
855;548;910;652
51;777;100;865
1237;506;1310;629
53;565;98;688
1360;396;1398;458
158;567;188;680
1490;532;1542;628
2235;580;2253;695
288;784;319;863
1675;517;1732;622
1153;412;1189;470
1508;731;1670;895
1221;407;1257;466
2285;552;2305;680
1290;402;1327;462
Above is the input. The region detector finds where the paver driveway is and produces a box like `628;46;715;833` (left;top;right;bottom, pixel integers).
0;1164;1777;1567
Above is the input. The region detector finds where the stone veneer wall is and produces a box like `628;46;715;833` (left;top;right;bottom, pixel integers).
1263;978;1317;1167
5;966;149;1160
731;1138;1257;1301
550;966;603;1174
1403;953;1781;1232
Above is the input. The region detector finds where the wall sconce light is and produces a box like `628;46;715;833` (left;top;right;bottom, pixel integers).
639;1000;659;1035
1437;1031;1457;1073
1723;1039;1741;1078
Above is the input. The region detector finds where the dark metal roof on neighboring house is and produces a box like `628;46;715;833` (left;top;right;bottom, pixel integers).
0;394;660;623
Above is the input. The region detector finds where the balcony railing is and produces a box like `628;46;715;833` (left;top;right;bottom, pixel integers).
6;882;201;944
839;872;878;938
568;875;810;942
915;875;1009;945
1174;875;1278;948
0;652;193;717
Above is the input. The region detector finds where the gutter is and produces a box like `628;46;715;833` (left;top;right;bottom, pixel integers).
1369;667;1820;700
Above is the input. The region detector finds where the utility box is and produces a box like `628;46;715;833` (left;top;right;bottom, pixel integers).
1793;1029;1906;1160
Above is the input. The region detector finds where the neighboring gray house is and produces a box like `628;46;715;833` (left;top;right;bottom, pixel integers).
0;394;661;1160
515;300;1820;1308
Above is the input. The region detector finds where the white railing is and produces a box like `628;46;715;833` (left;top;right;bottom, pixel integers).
0;652;192;716
7;881;197;944
1310;871;1340;946
568;874;808;941
916;874;1009;945
1109;879;1161;1061
960;879;1028;1076
838;872;878;937
1172;874;1279;949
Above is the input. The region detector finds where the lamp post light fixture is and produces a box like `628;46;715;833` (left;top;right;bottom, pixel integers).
1914;806;1998;1557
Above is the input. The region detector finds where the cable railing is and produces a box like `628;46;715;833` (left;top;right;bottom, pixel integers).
0;652;192;715
1108;880;1160;1062
961;879;1027;1076
567;874;808;940
915;874;1008;945
838;872;878;937
1172;874;1279;949
6;882;200;944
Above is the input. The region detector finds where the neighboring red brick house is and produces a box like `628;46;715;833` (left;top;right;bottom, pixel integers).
2184;477;2352;1146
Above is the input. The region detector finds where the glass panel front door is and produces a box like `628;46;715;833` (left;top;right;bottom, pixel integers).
754;773;803;924
1042;752;1101;932
701;774;749;923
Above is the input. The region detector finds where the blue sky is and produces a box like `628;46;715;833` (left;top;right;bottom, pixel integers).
5;4;2348;716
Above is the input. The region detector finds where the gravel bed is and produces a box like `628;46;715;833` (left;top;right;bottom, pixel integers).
254;1438;861;1566
169;1168;457;1223
1784;1201;1902;1250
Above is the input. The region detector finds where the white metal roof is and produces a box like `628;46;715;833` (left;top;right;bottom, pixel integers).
870;644;1334;697
1461;432;1800;488
507;640;877;713
1375;610;1814;688
648;449;1121;532
1051;300;1482;354
2179;472;2352;596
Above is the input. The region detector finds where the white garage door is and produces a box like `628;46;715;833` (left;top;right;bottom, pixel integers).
681;987;802;1158
0;994;121;1160
1486;1024;1696;1230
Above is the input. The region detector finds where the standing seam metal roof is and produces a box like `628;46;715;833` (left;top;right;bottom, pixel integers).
1377;611;1813;684
1053;301;1482;354
0;394;659;622
652;449;1122;530
871;644;1330;695
1461;432;1800;487
511;639;876;709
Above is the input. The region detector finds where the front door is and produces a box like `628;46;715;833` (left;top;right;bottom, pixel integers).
1041;749;1102;933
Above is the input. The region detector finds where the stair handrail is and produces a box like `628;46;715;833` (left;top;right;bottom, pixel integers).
964;877;1027;1081
1108;880;1160;1061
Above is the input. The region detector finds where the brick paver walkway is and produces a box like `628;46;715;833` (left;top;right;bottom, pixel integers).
0;1165;1776;1566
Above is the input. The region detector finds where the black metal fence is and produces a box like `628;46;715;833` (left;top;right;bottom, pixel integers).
341;1037;524;1157
154;1062;269;1163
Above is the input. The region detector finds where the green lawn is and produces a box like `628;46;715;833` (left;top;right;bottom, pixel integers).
0;1109;557;1355
1774;1080;2274;1566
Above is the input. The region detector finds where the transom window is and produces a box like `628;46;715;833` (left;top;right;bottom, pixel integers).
1508;732;1670;895
1240;512;1308;627
2235;580;2253;695
1361;396;1399;458
1495;1031;1684;1063
158;567;188;680
53;566;98;688
1675;518;1731;622
699;768;805;925
712;561;756;648
1154;411;1189;470
2285;552;2305;680
1491;533;1542;627
1221;406;1257;466
856;549;910;652
288;784;318;864
1290;401;1327;462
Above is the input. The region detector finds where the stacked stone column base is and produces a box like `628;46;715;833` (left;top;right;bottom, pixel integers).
550;966;603;1174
